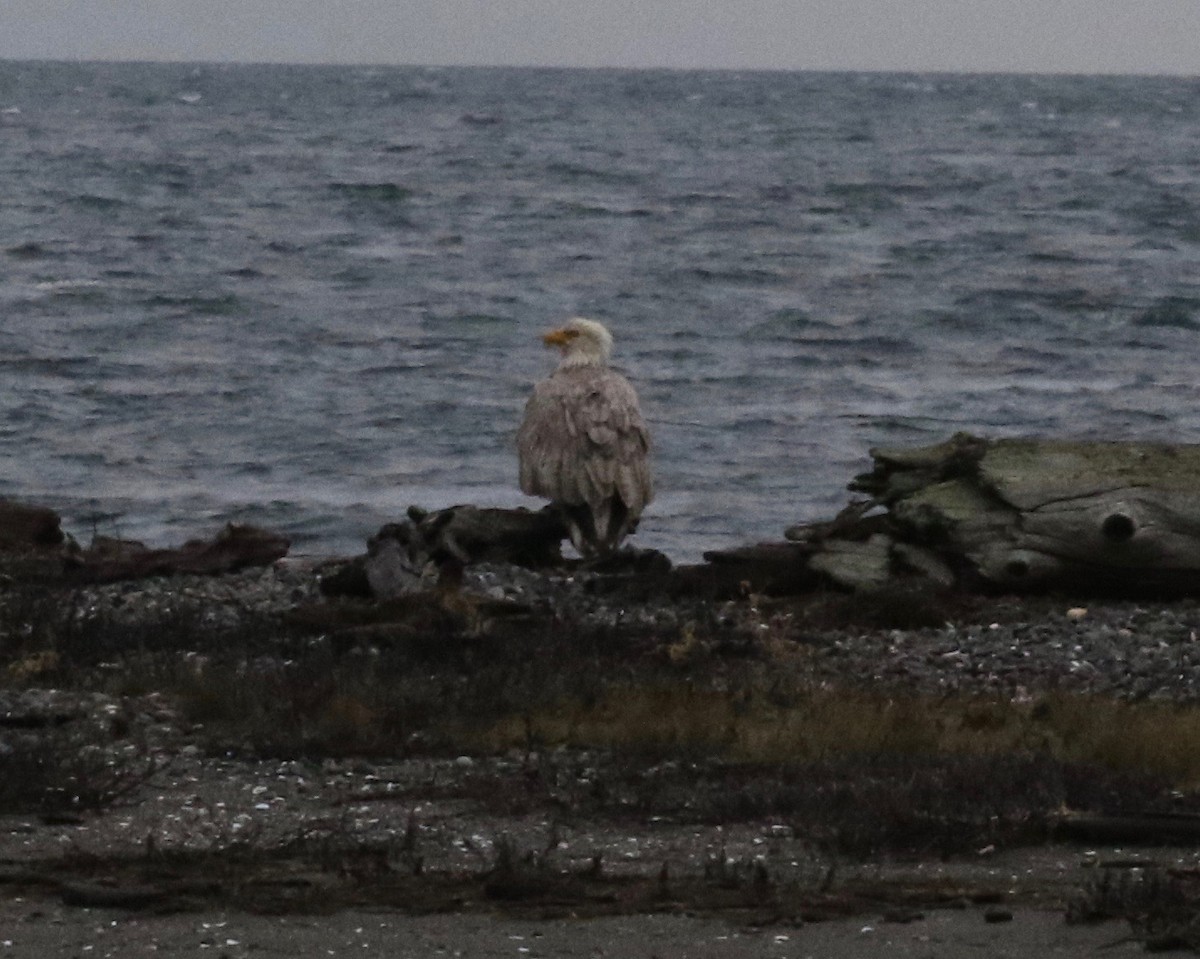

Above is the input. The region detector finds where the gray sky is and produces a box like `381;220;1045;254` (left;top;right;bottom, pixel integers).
3;0;1200;74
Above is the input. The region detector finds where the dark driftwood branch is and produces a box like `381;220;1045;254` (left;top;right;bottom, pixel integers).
399;504;567;567
360;505;568;599
68;524;290;583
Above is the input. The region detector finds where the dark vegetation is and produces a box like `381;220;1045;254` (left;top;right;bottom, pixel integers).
1069;864;1200;952
0;566;1197;819
4;553;1200;945
0;721;163;819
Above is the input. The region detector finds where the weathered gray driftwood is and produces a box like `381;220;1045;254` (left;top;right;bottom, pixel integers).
792;432;1200;595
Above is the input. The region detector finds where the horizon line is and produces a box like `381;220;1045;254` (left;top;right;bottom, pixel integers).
1;54;1198;81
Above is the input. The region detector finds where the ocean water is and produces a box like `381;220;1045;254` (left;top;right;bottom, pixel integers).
3;62;1200;561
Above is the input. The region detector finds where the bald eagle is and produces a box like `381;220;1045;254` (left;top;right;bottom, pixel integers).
517;318;653;557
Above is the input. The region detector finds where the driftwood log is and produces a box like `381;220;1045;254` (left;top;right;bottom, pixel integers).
348;433;1200;600
392;503;567;567
16;431;1198;597
839;432;1200;595
358;505;567;600
686;433;1200;598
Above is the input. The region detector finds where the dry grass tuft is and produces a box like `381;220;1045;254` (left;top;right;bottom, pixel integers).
475;683;1200;786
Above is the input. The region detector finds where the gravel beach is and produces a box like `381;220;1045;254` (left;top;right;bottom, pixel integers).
64;558;1200;702
0;899;1151;958
4;560;1200;956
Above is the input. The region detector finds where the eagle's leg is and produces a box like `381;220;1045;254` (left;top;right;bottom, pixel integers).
559;503;600;558
597;497;632;554
559;499;636;558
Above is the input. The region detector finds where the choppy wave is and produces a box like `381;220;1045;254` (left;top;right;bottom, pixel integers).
2;63;1200;560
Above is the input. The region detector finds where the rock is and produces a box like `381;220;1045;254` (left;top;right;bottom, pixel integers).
0;499;64;551
318;559;372;598
364;529;430;600
686;542;821;598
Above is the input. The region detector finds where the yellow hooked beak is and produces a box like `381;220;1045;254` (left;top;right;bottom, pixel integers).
541;328;577;348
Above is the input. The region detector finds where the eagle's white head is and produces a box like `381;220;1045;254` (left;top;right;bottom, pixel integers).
541;316;614;368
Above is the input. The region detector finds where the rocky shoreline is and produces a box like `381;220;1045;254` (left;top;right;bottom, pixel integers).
48;557;1200;702
5;501;1200;953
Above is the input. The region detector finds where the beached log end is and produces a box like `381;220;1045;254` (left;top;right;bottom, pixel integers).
836;433;1200;596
